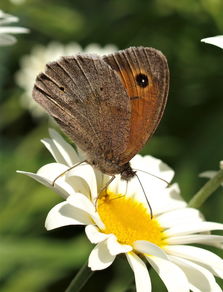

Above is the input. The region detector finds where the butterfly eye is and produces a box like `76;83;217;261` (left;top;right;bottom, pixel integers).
135;73;149;88
59;86;65;91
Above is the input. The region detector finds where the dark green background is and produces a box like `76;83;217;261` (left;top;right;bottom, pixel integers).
1;0;223;291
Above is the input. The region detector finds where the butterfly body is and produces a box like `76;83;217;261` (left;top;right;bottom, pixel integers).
33;47;169;180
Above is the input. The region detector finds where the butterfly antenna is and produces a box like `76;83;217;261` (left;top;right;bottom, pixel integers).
133;169;169;186
135;173;153;219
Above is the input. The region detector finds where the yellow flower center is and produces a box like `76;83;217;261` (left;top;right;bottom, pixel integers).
97;191;165;247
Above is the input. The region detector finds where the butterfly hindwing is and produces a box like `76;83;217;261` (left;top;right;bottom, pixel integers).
103;47;169;163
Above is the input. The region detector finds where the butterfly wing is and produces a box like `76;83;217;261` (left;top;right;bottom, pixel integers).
33;54;131;162
103;47;169;164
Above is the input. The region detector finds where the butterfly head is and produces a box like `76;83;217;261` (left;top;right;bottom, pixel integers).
89;155;135;181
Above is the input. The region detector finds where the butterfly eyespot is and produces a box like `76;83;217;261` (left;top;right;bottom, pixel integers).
59;86;65;91
100;87;103;91
135;73;149;88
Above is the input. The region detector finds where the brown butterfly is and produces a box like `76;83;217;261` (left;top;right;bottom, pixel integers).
33;47;169;181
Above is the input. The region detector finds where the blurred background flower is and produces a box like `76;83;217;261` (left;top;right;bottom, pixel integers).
1;0;223;291
0;9;28;45
10;0;26;5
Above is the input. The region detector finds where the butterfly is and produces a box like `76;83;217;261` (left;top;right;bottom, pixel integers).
33;47;169;181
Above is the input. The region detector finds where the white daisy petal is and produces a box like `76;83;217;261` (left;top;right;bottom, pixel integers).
41;138;60;160
165;221;223;237
94;169;111;192
146;255;190;292
151;183;187;215
45;201;92;230
167;234;223;246
165;245;223;278
107;235;132;255
116;179;186;215
18;163;77;198
131;154;175;184
67;193;95;215
111;176;129;196
90;213;105;231
88;240;116;271
85;225;110;244
108;174;138;200
157;208;203;228
67;193;104;229
0;26;29;33
201;36;223;49
129;171;167;205
67;164;98;202
170;255;222;292
47;128;80;166
17;169;52;188
126;252;151;292
37;162;67;181
65;173;91;198
134;240;168;259
199;171;217;179
0;10;29;46
0;10;18;24
199;170;223;187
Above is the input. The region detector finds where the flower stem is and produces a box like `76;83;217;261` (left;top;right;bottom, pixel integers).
188;169;223;208
65;261;94;292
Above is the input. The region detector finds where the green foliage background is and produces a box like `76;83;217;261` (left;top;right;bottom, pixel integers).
1;0;223;291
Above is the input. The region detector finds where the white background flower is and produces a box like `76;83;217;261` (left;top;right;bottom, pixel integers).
10;0;26;4
0;10;28;46
18;130;223;292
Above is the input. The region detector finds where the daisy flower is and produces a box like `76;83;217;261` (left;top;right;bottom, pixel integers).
15;42;118;117
0;10;28;46
18;129;223;292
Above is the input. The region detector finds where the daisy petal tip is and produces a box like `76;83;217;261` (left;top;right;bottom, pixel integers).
88;241;116;271
201;36;223;49
16;170;24;174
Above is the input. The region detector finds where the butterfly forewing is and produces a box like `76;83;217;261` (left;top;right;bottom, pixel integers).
103;47;169;164
33;55;131;162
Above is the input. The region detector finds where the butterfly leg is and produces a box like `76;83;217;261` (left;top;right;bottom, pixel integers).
95;175;116;208
52;160;87;186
